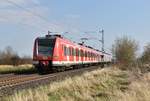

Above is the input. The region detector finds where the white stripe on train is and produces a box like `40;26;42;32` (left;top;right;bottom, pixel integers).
52;61;109;66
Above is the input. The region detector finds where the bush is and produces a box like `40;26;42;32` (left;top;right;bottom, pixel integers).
112;36;138;69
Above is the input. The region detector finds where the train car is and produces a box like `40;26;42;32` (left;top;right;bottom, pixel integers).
33;34;112;73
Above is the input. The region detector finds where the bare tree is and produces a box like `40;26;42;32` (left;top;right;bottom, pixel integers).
141;43;150;64
20;55;32;64
0;46;19;65
0;46;32;66
112;36;138;69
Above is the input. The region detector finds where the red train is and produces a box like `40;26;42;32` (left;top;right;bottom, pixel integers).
33;34;112;73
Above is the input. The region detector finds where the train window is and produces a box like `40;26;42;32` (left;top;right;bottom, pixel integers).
72;48;74;56
64;46;70;56
70;48;72;56
80;50;84;57
67;47;70;56
38;39;55;56
73;48;76;56
86;52;87;57
90;53;92;58
69;47;71;56
71;48;73;56
89;52;91;58
79;49;81;57
83;51;85;57
78;49;80;56
85;51;87;57
83;51;84;57
76;49;78;56
88;52;90;58
86;52;88;57
64;46;67;56
80;50;83;57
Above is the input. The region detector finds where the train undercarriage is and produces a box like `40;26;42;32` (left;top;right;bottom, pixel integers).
34;61;111;74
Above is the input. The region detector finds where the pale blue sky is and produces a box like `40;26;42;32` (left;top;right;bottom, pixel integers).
0;0;150;56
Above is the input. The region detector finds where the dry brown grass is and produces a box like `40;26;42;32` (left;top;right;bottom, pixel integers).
0;64;35;74
1;67;150;101
118;72;150;101
0;64;32;68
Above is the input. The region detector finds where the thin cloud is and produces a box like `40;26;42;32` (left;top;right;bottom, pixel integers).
0;0;62;32
0;0;40;7
65;14;80;19
0;0;80;37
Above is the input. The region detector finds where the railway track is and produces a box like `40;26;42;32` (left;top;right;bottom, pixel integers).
0;74;39;88
0;74;14;79
0;66;101;97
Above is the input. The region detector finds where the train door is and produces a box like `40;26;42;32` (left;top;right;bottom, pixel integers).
76;48;79;62
69;47;74;62
63;46;68;62
85;51;87;61
81;50;84;64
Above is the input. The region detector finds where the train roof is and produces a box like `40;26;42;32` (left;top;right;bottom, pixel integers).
37;34;62;39
37;34;111;55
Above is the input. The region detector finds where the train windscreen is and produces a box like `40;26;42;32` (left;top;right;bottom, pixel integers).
38;38;55;56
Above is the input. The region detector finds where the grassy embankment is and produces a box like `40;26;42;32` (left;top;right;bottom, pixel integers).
0;64;36;74
2;66;150;101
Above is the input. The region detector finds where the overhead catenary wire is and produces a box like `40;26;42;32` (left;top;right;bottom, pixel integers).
3;0;105;49
3;0;83;37
5;0;50;25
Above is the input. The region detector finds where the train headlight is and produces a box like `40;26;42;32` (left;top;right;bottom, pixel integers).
33;61;39;65
53;56;59;59
43;56;48;60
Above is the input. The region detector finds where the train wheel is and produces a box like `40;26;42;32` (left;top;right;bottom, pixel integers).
51;66;65;72
73;65;80;69
36;65;47;74
59;66;65;72
101;64;104;68
36;65;42;73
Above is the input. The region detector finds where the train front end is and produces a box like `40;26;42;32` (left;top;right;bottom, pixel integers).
33;35;56;73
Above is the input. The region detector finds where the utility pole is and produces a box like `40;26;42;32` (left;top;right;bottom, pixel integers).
99;29;105;67
99;29;104;52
